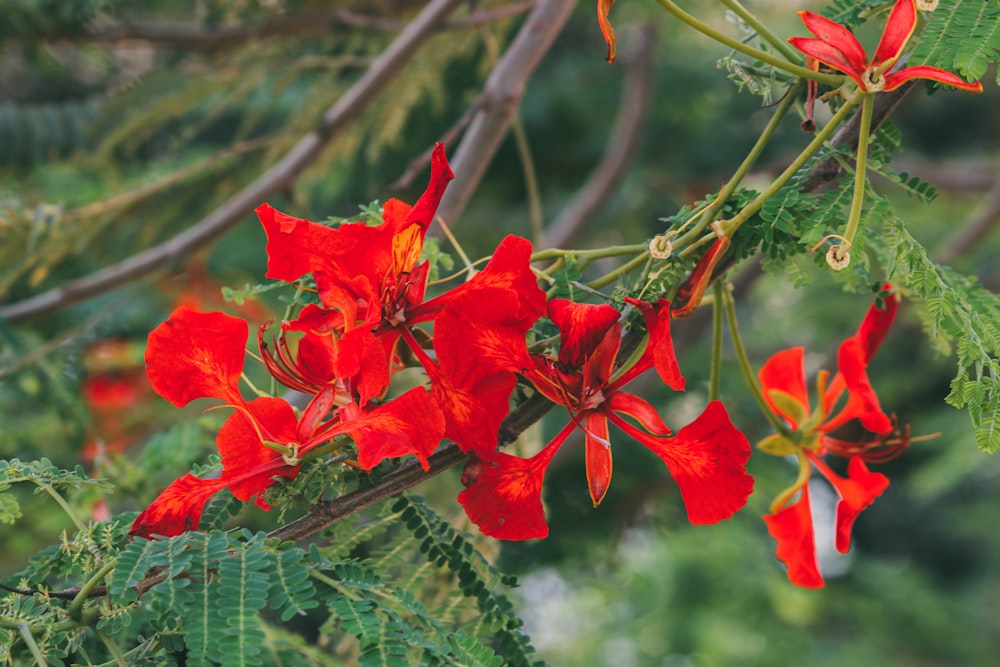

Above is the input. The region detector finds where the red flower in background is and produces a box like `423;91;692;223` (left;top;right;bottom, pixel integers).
458;297;753;540
789;0;982;93
758;285;902;587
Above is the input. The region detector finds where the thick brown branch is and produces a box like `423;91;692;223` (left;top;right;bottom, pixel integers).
0;0;465;325
543;25;656;249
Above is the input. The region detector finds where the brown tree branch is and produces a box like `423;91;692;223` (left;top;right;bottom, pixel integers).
543;24;656;249
0;0;465;325
432;0;577;232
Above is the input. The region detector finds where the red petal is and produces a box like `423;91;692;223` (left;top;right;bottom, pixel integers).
336;328;391;405
338;387;444;471
606;391;671;436
548;298;621;370
671;235;731;318
824;338;891;434
609;401;753;524
621;298;685;391
788;37;867;90
216;397;301;505
256;203;353;283
145;307;246;408
402;142;454;235
457;425;569;540
129;474;226;538
854;284;899;361
758;347;810;430
810;453;889;554
584;412;613;506
873;0;917;66
597;0;618;63
433;372;519;456
763;487;825;588
798;11;868;73
884;65;984;92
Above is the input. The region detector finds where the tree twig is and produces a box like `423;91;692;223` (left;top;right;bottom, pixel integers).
0;0;465;325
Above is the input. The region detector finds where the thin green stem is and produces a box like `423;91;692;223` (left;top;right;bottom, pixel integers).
587;251;651;290
96;629;129;667
17;622;48;666
511;118;545;246
674;83;800;250
654;0;843;86
836;93;874;261
770;450;812;514
709;282;725;402
720;283;790;437
33;479;87;534
718;0;801;62
67;560;117;621
530;243;647;262
719;93;862;237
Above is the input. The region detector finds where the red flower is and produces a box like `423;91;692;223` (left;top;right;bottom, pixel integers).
458;297;753;540
131;307;444;538
789;0;982;93
758;285;901;587
597;0;618;63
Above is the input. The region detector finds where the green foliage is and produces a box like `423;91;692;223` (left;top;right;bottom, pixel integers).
0;458;111;525
911;0;1000;84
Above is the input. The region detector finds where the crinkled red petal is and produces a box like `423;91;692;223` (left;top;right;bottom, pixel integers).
256;203;352;283
145;307;247;408
216;397;301;504
548;298;621;370
759;347;810;430
129;474;226;538
339;387;444;472
433;372;518;456
809;452;889;554
337;327;391;406
763;486;825;589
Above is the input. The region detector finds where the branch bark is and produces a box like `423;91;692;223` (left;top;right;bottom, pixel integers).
0;0;465;325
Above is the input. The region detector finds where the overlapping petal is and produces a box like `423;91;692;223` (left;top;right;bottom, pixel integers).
337;387;444;472
759;347;811;430
810;453;889;554
145;307;247;408
548;299;620;370
624;298;685;390
763;487;824;589
130;474;226;539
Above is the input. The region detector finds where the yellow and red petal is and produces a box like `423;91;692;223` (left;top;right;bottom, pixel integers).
788;37;867;90
433;372;519;456
606;391;671;437
758;347;810;430
584;412;613;507
256;203;353;283
401;142;454;235
884;65;984;93
216;397;301;503
809;452;889;553
145;307;247;408
872;0;918;67
763;486;825;588
129;474;226;538
597;0;618;64
339;387;444;472
457;427;568;540
797;11;869;74
610;400;753;525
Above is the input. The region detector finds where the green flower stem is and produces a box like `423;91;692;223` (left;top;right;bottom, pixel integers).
674;83;800;252
837;92;875;261
720;283;791;437
530;243;647;262
718;0;802;62
719;92;862;237
33;479;87;534
709;282;725;402
653;0;843;86
16;622;47;665
97;629;128;667
770;449;812;514
587;251;651;291
67;560;116;621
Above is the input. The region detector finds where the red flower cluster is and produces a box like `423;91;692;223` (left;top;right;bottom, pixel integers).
758;285;903;587
132;144;756;541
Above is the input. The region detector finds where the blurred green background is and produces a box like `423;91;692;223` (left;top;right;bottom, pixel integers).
1;1;998;665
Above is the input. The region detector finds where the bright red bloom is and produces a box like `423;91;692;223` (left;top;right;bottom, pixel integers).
132;307;445;538
789;0;983;93
758;285;901;587
458;297;753;540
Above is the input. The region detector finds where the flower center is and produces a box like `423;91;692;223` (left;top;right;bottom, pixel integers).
862;67;885;93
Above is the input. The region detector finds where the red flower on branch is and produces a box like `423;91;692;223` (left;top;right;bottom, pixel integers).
458;297;753;540
789;0;982;93
758;285;902;587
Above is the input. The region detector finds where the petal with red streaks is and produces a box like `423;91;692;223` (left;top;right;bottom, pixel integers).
763;486;825;589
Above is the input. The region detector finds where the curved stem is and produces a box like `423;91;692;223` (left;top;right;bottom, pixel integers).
587;251;650;290
720;283;790;437
769;449;812;514
530;243;647;262
33;480;87;534
708;282;725;402
836;93;875;260
16;622;48;665
720;92;862;237
718;0;802;63
654;0;843;86
67;560;117;621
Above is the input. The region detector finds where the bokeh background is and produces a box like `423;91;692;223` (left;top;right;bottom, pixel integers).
2;1;999;665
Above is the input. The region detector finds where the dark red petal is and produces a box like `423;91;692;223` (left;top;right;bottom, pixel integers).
129;474;226;538
337;328;391;406
810;453;889;554
339;387;444;472
873;0;917;66
432;371;518;457
788;37;867;90
798;11;868;73
763;487;825;589
610;401;753;524
216;397;301;504
256;203;353;283
855;284;899;361
758;347;810;430
457;425;569;540
606;391;671;436
671;235;731;318
145;307;247;408
584;412;613;506
884;65;984;93
622;298;685;391
548;298;621;370
597;0;618;63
